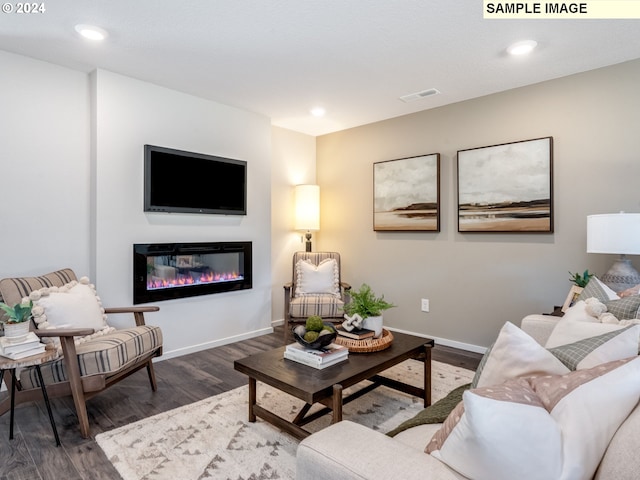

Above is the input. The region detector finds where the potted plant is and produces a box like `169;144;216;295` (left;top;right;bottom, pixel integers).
342;284;395;338
569;269;594;288
0;299;33;340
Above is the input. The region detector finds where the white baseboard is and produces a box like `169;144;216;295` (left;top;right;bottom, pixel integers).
157;326;275;362
384;326;487;355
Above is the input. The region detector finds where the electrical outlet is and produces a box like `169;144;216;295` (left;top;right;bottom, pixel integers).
421;298;429;312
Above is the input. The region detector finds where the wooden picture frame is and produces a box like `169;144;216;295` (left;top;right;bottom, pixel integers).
562;285;584;312
457;137;553;233
373;153;440;232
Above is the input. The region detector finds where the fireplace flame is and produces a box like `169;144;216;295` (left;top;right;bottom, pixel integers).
147;271;242;291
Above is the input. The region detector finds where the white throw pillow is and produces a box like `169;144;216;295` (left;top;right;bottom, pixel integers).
472;322;569;389
429;357;640;480
29;277;114;348
295;258;339;297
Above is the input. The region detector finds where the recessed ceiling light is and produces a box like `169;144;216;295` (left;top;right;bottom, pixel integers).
75;24;108;41
507;40;537;56
310;107;326;117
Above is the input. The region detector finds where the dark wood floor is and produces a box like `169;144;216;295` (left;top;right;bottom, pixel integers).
0;326;481;480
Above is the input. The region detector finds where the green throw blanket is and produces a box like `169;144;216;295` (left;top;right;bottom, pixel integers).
386;383;470;437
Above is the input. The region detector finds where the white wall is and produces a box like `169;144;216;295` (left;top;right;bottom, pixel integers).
271;127;317;322
92;70;273;357
0;51;91;277
316;59;640;351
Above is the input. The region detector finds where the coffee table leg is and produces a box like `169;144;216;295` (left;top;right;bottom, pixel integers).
331;384;343;424
248;377;256;422
9;369;17;440
424;344;432;406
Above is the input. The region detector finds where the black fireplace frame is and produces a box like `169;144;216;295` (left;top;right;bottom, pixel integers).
133;241;252;304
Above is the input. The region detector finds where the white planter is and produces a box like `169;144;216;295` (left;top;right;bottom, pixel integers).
362;315;383;338
3;321;30;341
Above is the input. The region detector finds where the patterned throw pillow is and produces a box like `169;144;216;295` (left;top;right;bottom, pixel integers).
604;296;640;319
428;357;640;480
577;276;618;303
295;258;340;297
471;321;640;388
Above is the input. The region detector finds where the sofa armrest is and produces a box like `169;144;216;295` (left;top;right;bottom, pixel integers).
296;421;466;480
520;314;559;346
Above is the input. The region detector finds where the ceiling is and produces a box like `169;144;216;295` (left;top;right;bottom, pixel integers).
2;1;640;136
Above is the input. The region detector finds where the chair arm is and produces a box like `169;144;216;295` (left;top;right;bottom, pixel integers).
283;282;292;291
104;306;160;327
35;328;95;338
340;281;351;291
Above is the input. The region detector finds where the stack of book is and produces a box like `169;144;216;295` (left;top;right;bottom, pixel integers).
284;342;348;369
336;325;375;340
0;332;46;360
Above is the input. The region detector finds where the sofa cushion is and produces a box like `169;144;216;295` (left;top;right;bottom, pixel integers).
429;357;640;480
19;324;163;388
289;294;344;318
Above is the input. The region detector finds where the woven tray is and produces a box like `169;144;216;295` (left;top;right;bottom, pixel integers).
334;328;394;353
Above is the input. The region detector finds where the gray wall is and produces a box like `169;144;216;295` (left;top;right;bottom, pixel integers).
316;59;640;351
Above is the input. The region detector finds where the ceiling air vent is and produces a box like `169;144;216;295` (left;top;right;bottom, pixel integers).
399;88;441;103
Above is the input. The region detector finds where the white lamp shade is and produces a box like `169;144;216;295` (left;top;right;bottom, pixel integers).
587;213;640;255
294;184;320;231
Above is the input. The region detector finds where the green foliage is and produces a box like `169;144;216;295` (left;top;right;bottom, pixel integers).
305;315;324;332
343;283;395;318
0;300;33;324
568;269;594;288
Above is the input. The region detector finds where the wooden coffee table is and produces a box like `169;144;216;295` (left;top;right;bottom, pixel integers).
233;331;434;440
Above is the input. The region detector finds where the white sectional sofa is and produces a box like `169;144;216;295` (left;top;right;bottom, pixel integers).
296;314;640;480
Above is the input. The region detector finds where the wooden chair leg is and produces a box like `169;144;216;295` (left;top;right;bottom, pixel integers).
146;359;158;391
59;337;91;439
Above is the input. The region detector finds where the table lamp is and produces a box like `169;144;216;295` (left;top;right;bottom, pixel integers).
294;184;320;252
587;213;640;292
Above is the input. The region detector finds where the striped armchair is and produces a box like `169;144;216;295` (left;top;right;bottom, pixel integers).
283;252;351;343
0;269;163;438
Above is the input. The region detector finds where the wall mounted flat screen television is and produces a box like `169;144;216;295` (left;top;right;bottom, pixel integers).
144;145;247;215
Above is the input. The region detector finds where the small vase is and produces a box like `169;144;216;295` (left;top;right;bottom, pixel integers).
362;315;383;338
3;321;30;341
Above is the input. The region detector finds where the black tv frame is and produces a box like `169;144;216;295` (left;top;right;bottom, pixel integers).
144;144;247;215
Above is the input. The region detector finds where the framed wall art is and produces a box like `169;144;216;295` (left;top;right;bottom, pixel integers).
373;153;440;232
457;137;553;233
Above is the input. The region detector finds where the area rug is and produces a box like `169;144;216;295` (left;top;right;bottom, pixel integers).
96;360;474;480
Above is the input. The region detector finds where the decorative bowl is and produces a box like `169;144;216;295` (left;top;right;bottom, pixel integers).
292;322;337;350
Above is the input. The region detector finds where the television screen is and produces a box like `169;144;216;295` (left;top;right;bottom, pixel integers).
144;145;247;215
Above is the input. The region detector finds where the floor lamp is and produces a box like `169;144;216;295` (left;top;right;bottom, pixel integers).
294;184;320;252
587;213;640;292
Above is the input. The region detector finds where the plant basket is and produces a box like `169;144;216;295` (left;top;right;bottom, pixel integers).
334;328;394;353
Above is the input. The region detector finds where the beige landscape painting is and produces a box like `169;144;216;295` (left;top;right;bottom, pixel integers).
374;154;440;231
457;137;553;233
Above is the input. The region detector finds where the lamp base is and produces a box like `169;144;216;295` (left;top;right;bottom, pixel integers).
600;257;640;293
304;232;312;252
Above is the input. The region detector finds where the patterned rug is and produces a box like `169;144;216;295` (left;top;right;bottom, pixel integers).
96;359;474;480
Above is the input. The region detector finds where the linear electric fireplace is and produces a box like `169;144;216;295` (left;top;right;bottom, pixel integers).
133;241;252;304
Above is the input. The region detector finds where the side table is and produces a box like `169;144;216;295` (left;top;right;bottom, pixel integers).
0;348;60;446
